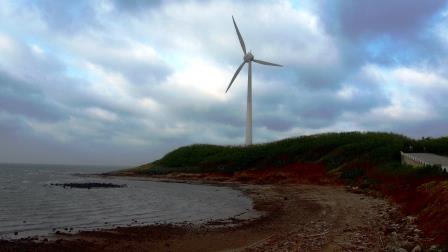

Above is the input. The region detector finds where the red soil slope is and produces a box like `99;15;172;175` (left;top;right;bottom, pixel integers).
227;163;448;245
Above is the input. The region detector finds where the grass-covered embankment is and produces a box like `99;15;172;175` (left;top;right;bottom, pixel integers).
131;131;448;244
136;132;446;176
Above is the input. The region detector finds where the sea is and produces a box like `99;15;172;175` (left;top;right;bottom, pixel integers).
0;163;256;239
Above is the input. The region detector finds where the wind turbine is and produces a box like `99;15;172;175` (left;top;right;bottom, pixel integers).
226;16;282;146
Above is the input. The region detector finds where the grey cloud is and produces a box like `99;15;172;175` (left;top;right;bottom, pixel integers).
0;71;67;121
0;121;162;166
110;0;163;11
313;1;448;73
167;101;245;128
253;66;390;131
257;111;297;132
357;116;448;139
59;33;173;97
318;0;446;38
93;54;171;94
27;0;98;32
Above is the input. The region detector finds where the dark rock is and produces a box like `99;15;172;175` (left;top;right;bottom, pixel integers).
411;245;422;252
400;240;415;251
50;182;126;189
429;245;439;251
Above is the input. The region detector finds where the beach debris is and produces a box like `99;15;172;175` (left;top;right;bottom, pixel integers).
49;182;126;189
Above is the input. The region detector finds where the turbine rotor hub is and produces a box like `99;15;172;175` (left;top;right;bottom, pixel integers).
244;52;254;62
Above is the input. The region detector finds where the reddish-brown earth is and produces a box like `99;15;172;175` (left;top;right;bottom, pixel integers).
156;162;448;246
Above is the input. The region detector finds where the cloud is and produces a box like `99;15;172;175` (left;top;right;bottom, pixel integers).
317;0;446;38
0;71;66;121
25;0;99;32
1;0;448;165
109;0;163;12
344;64;448;137
60;33;172;92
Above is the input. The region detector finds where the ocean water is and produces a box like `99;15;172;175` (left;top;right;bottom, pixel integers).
0;164;256;239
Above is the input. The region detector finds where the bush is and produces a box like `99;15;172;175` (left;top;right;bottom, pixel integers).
137;132;422;174
340;167;365;181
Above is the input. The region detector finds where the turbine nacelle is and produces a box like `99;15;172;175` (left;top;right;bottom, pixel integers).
244;52;254;62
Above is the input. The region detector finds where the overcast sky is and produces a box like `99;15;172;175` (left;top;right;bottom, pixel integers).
1;0;448;166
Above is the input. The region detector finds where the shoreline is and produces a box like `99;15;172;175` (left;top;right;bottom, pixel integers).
0;178;282;251
0;174;263;236
0;174;441;251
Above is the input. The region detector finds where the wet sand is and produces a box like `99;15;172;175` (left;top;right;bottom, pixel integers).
0;177;433;251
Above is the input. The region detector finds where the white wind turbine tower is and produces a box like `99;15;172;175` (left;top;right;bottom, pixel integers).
226;16;282;146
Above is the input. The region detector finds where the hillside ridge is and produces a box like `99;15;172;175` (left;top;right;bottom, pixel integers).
133;131;448;176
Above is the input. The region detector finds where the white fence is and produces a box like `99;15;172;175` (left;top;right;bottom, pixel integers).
401;151;448;171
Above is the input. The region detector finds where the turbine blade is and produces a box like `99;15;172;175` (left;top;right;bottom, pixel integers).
232;16;246;55
226;61;246;93
253;59;282;67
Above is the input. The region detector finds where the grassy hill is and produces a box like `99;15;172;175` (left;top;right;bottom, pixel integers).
134;131;447;177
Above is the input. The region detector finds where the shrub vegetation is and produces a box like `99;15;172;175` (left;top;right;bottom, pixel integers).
135;131;447;177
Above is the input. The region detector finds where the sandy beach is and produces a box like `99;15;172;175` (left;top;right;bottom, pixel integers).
0;176;433;252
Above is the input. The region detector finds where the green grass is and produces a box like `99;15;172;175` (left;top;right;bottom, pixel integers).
375;163;447;177
132;131;448;178
135;131;440;175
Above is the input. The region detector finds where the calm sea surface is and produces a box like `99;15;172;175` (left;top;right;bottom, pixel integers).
0;164;256;239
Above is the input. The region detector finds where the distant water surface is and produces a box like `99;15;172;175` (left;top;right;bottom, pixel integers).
0;164;256;239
